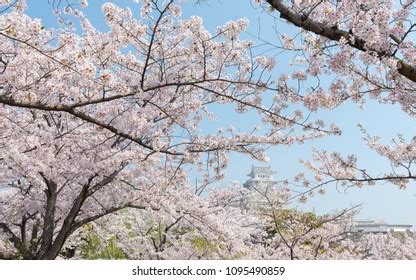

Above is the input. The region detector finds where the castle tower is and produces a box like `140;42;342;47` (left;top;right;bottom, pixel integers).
243;165;277;190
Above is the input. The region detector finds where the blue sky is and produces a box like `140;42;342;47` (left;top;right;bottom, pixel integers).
24;0;416;226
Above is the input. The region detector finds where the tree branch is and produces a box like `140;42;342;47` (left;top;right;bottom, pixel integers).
266;0;416;83
37;172;58;259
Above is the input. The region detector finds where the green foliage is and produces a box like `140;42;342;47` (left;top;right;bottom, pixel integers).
189;235;245;260
191;236;216;253
80;225;126;260
268;209;322;233
264;208;327;253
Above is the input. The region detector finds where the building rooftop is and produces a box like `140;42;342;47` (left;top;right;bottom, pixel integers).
247;165;276;177
353;220;413;233
243;165;277;189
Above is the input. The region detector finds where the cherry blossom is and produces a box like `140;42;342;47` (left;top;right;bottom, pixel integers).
1;0;415;260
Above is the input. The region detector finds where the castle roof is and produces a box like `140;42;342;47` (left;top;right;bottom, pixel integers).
247;165;275;177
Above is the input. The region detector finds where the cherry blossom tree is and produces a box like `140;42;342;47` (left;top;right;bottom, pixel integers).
254;0;416;193
55;182;359;260
64;181;416;260
0;0;339;259
82;186;261;260
1;0;415;260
